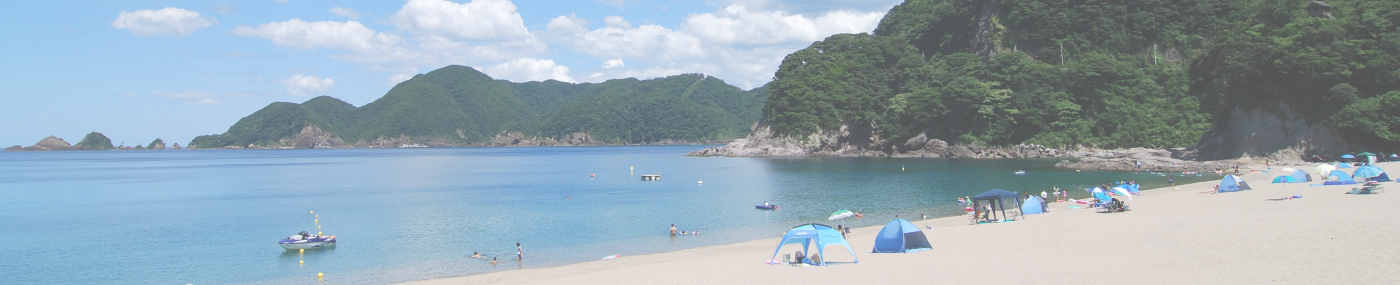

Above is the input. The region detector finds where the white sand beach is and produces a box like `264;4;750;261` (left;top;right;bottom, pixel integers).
401;162;1400;285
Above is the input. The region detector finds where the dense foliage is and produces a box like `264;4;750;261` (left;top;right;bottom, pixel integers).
75;131;114;150
764;0;1400;149
192;66;767;148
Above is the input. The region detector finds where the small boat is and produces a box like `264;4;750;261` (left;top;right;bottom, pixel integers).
1014;171;1026;175
755;204;780;210
279;231;336;250
641;174;661;181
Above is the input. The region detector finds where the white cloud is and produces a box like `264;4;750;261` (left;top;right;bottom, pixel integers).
387;73;416;86
392;0;532;42
482;58;575;83
153;91;221;105
544;15;704;62
111;7;217;36
603;16;631;29
330;7;361;19
681;5;884;46
232;19;411;63
602;58;624;69
283;74;335;96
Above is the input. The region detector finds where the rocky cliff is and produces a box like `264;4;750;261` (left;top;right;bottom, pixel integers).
1180;104;1359;163
687;121;1063;158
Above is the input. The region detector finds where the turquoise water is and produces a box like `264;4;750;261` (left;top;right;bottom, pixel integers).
0;146;1215;284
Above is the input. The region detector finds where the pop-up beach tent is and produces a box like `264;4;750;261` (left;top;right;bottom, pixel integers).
872;219;931;253
972;189;1022;222
1353;165;1390;182
1021;195;1047;214
1323;170;1358;185
1289;169;1312;182
1272;175;1300;183
1217;175;1252;193
770;223;858;265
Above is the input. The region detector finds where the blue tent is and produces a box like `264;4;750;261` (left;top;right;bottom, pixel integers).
1289;169;1312;182
1353;165;1390;182
1324;170;1358;185
872;219;931;253
770;224;858;265
1272;175;1300;183
1021;196;1047;215
1217;175;1252;193
1335;162;1354;169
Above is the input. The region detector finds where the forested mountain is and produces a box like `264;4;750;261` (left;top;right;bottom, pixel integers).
755;0;1400;158
190;66;768;148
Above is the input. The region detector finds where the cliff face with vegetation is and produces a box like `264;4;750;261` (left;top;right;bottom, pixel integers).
190;66;769;149
698;0;1400;160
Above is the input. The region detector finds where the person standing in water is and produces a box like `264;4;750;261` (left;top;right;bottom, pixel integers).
516;242;523;260
670;224;677;236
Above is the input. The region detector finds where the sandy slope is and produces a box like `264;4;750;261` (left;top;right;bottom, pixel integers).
400;162;1400;285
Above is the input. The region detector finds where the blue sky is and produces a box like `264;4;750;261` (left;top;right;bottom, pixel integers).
0;0;900;147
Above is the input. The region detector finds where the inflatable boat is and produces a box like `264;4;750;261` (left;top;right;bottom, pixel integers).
755;204;780;210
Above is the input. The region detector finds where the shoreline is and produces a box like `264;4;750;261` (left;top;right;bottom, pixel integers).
399;162;1400;284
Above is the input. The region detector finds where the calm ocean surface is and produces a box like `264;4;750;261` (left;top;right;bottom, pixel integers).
0;146;1215;284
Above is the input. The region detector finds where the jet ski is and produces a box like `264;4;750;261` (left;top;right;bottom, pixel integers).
279;231;336;250
755;204;780;210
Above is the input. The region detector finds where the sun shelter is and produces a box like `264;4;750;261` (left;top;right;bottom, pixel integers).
972;189;1022;222
1289;169;1312;182
1217;175;1252;193
1323;170;1358;185
872;219;931;253
1021;195;1047;214
1358;152;1377;164
770;223;858;265
1353;165;1390;182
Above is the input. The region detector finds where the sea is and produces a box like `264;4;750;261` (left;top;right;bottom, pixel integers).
0;146;1217;284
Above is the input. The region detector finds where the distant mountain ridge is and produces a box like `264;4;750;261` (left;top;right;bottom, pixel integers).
190;65;769;148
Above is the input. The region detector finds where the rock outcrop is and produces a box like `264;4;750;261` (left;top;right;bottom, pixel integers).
14;136;76;151
1052;148;1244;172
1181;104;1358;163
687;122;1064;159
283;125;347;149
147;139;166;150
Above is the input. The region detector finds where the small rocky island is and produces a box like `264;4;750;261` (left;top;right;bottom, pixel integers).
5;132;179;151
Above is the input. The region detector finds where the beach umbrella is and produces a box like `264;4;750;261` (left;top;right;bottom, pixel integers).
1315;164;1336;177
828;210;854;221
1358;152;1375;157
1110;187;1133;200
1342;154;1356;159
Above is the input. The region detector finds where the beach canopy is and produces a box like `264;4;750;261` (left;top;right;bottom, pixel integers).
1217;175;1252;193
871;219;931;253
1110;187;1134;200
1021;196;1047;214
770;223;858;265
1289;169;1313;182
1353;165;1390;182
1323;170;1358;185
972;189;1022;222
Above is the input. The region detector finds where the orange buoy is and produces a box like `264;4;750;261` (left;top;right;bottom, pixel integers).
590;174;595;177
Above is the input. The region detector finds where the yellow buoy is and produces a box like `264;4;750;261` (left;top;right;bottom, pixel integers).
299;249;305;254
299;260;304;266
318;231;322;236
310;211;314;214
317;272;323;281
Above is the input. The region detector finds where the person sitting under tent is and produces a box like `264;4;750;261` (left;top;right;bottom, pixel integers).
792;250;805;264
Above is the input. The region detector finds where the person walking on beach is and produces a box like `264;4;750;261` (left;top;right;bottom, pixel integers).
670;224;677;236
516;242;523;260
1040;190;1048;201
920;210;926;220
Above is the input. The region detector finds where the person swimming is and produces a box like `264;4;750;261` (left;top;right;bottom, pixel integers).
472;251;483;258
490;257;499;265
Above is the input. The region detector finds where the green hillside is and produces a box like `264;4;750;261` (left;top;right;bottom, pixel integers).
191;66;767;148
764;0;1400;149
